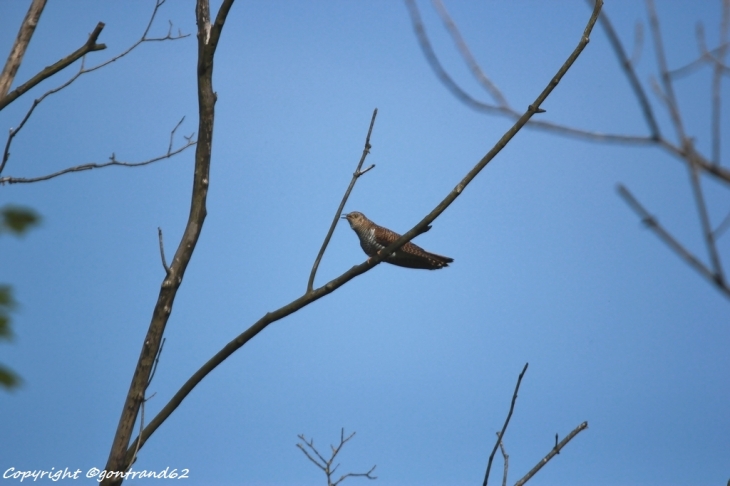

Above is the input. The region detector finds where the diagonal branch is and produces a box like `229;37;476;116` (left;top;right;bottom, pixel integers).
711;0;730;165
685;145;725;286
0;22;106;112
0;0;47;99
483;363;528;486
646;0;687;143
594;1;661;140
513;422;589;486
307;109;377;292
73;0;189;80
669;39;730;78
496;433;509;486
431;0;509;108
617;184;730;299
122;0;603;463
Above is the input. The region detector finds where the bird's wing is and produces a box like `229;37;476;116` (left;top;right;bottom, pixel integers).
374;225;452;269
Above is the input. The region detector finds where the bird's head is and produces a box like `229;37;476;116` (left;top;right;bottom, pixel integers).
341;211;369;229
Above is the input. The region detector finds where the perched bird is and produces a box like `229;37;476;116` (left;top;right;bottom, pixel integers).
341;211;453;270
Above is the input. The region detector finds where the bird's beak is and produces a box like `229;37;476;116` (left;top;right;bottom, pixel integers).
340;213;348;220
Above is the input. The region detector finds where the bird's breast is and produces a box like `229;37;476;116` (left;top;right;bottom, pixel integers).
359;227;384;255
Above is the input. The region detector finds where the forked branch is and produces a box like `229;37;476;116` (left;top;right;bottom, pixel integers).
617;184;730;299
513;422;589;486
307;108;378;293
483;363;528;486
0;20;106;111
297;429;377;486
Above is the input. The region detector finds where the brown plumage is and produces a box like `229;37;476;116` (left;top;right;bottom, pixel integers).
341;211;453;270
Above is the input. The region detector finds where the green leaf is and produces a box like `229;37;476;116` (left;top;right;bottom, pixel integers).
0;205;40;235
0;286;15;341
0;365;21;390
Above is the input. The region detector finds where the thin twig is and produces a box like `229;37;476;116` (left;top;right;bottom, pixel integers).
405;0;502;115
513;422;589;486
158;228;170;274
483;363;528;486
0;65;83;176
595;0;661;140
0;124;195;184
81;0;189;79
147;338;166;388
306;108;378;293
432;0;509;107
629;21;644;67
668;39;730;78
647;0;687;142
617;184;730;298
711;0;730;165
496;432;508;486
125;391;157;473
685;145;725;285
128;335;167;469
713;208;730;238
695;22;730;76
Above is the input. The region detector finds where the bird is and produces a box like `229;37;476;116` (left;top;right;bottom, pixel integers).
341;211;453;270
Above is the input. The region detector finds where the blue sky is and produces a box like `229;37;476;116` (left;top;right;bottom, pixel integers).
1;1;728;485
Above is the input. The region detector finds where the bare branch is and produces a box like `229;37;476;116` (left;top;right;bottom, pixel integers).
332;466;377;486
404;0;504;116
496;431;508;486
713;208;730;238
297;436;330;471
594;1;661;140
629;21;645;68
307;109;378;293
431;0;509;108
0;0;47;99
101;0;231;482
648;0;730;291
711;0;730;165
513;422;589;486
647;0;687;143
123;0;603;461
80;0;189;79
668;38;730;78
685;145;725;285
297;429;376;486
0;22;106;112
407;0;651;144
0;124;196;184
0;1;189;178
617;184;730;299
483;363;528;486
158;228;170;274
